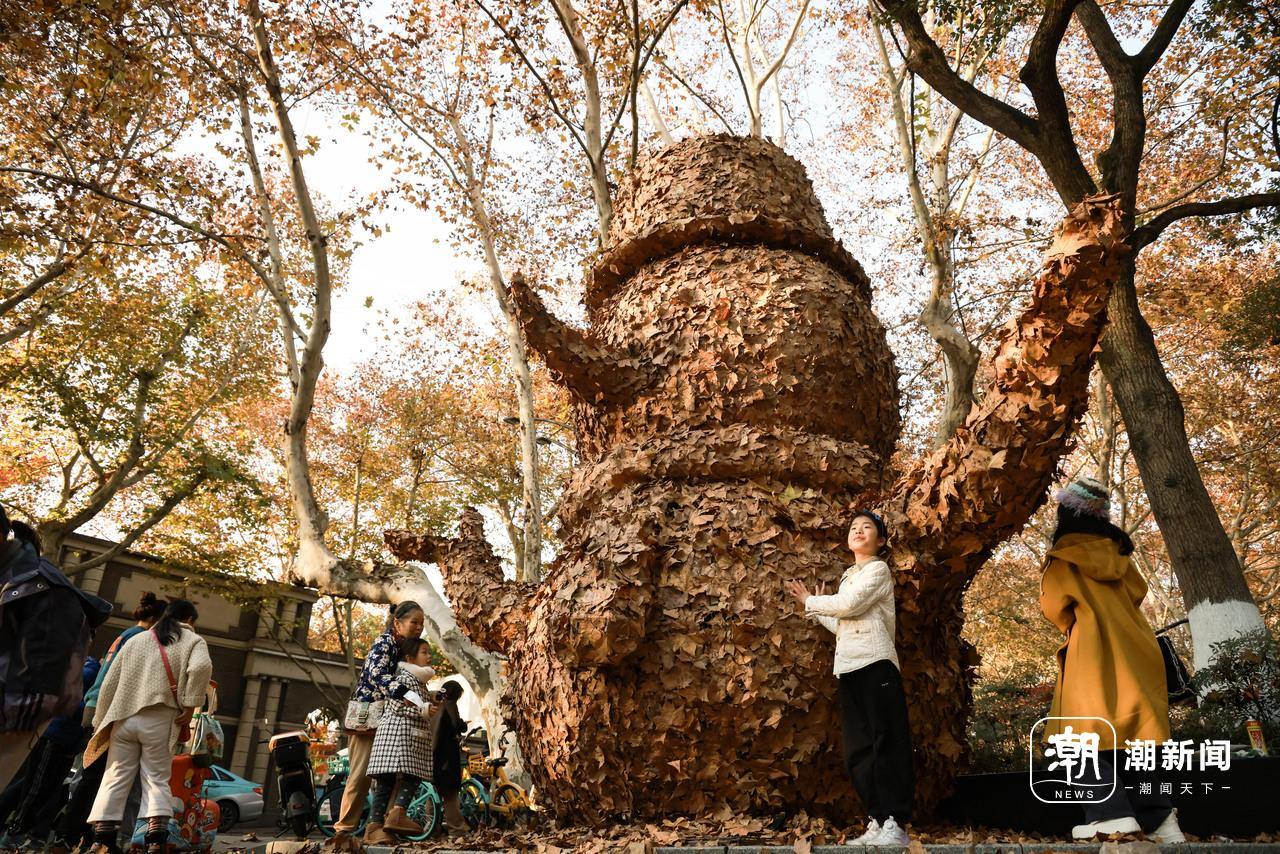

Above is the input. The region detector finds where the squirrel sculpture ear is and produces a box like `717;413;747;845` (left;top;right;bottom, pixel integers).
507;272;647;405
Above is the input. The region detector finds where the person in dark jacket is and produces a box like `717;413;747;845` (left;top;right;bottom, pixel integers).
0;508;111;790
430;680;469;837
0;657;100;846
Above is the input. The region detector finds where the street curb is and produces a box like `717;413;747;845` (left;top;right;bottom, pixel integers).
270;844;1280;853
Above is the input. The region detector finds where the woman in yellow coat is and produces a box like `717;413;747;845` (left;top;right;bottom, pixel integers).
1039;476;1184;844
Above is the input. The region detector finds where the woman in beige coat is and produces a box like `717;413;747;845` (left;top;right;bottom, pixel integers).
1039;476;1183;844
85;600;212;854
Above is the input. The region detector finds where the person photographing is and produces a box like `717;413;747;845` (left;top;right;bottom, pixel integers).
84;599;212;854
785;510;914;847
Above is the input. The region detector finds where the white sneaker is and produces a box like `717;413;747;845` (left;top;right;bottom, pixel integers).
1148;808;1186;844
870;816;910;847
849;818;881;844
1072;816;1142;839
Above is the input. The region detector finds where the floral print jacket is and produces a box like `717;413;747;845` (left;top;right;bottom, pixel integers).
351;631;400;704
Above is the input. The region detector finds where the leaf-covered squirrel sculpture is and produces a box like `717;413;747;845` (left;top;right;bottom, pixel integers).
387;135;1127;823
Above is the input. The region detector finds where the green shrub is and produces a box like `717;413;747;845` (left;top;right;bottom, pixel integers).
1174;629;1280;750
967;670;1054;773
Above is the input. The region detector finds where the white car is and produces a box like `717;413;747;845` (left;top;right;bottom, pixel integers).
201;765;265;832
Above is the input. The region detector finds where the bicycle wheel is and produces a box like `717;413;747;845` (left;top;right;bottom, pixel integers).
314;782;343;838
403;780;442;841
490;783;533;829
458;777;490;829
314;779;371;837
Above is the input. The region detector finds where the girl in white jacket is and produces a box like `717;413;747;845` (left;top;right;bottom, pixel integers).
786;510;914;847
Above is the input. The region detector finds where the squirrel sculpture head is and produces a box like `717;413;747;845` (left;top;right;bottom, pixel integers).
510;135;899;473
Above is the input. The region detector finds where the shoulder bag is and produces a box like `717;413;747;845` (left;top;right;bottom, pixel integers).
344;640;392;732
344;697;385;733
1157;634;1196;705
152;629;194;744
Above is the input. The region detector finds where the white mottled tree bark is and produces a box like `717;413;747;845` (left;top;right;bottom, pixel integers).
244;0;528;782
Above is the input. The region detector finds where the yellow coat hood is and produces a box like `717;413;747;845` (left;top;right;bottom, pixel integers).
1047;533;1130;581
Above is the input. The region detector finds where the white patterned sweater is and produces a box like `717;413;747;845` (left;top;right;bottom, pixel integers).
91;624;213;730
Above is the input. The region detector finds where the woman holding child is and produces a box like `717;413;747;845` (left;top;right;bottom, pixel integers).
362;636;437;844
331;600;424;847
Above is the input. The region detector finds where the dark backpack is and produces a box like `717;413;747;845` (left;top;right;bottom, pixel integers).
1157;634;1196;706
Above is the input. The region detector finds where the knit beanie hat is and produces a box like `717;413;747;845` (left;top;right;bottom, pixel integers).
1054;475;1111;521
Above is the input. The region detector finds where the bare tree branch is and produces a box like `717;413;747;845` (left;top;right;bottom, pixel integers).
52;311;200;537
237;89;301;382
654;56;737;133
471;0;591;159
259;606;349;710
757;0;811;88
0;253;78;319
67;471;210;573
875;0;1040;154
1137;119;1232;215
1075;1;1130;80
601;0;691;151
1017;0;1094;187
1132;191;1280;248
0;166;302;339
1135;0;1195;77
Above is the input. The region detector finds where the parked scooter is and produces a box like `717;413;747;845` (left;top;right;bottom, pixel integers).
268;730;315;839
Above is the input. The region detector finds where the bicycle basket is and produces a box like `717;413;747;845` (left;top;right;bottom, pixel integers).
467;753;488;776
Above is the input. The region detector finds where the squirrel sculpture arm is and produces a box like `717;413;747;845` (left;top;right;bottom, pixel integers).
385;508;535;655
507;272;648;405
885;195;1129;575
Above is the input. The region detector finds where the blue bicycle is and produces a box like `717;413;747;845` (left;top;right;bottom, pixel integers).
314;772;446;840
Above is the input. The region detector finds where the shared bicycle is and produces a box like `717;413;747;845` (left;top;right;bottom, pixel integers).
314;771;451;840
462;747;534;828
314;731;529;839
312;752;522;834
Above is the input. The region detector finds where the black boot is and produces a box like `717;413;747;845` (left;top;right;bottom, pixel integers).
143;818;169;854
89;822;121;854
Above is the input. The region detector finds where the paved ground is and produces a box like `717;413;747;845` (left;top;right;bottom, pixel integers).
213;817;323;853
215;818;1280;854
